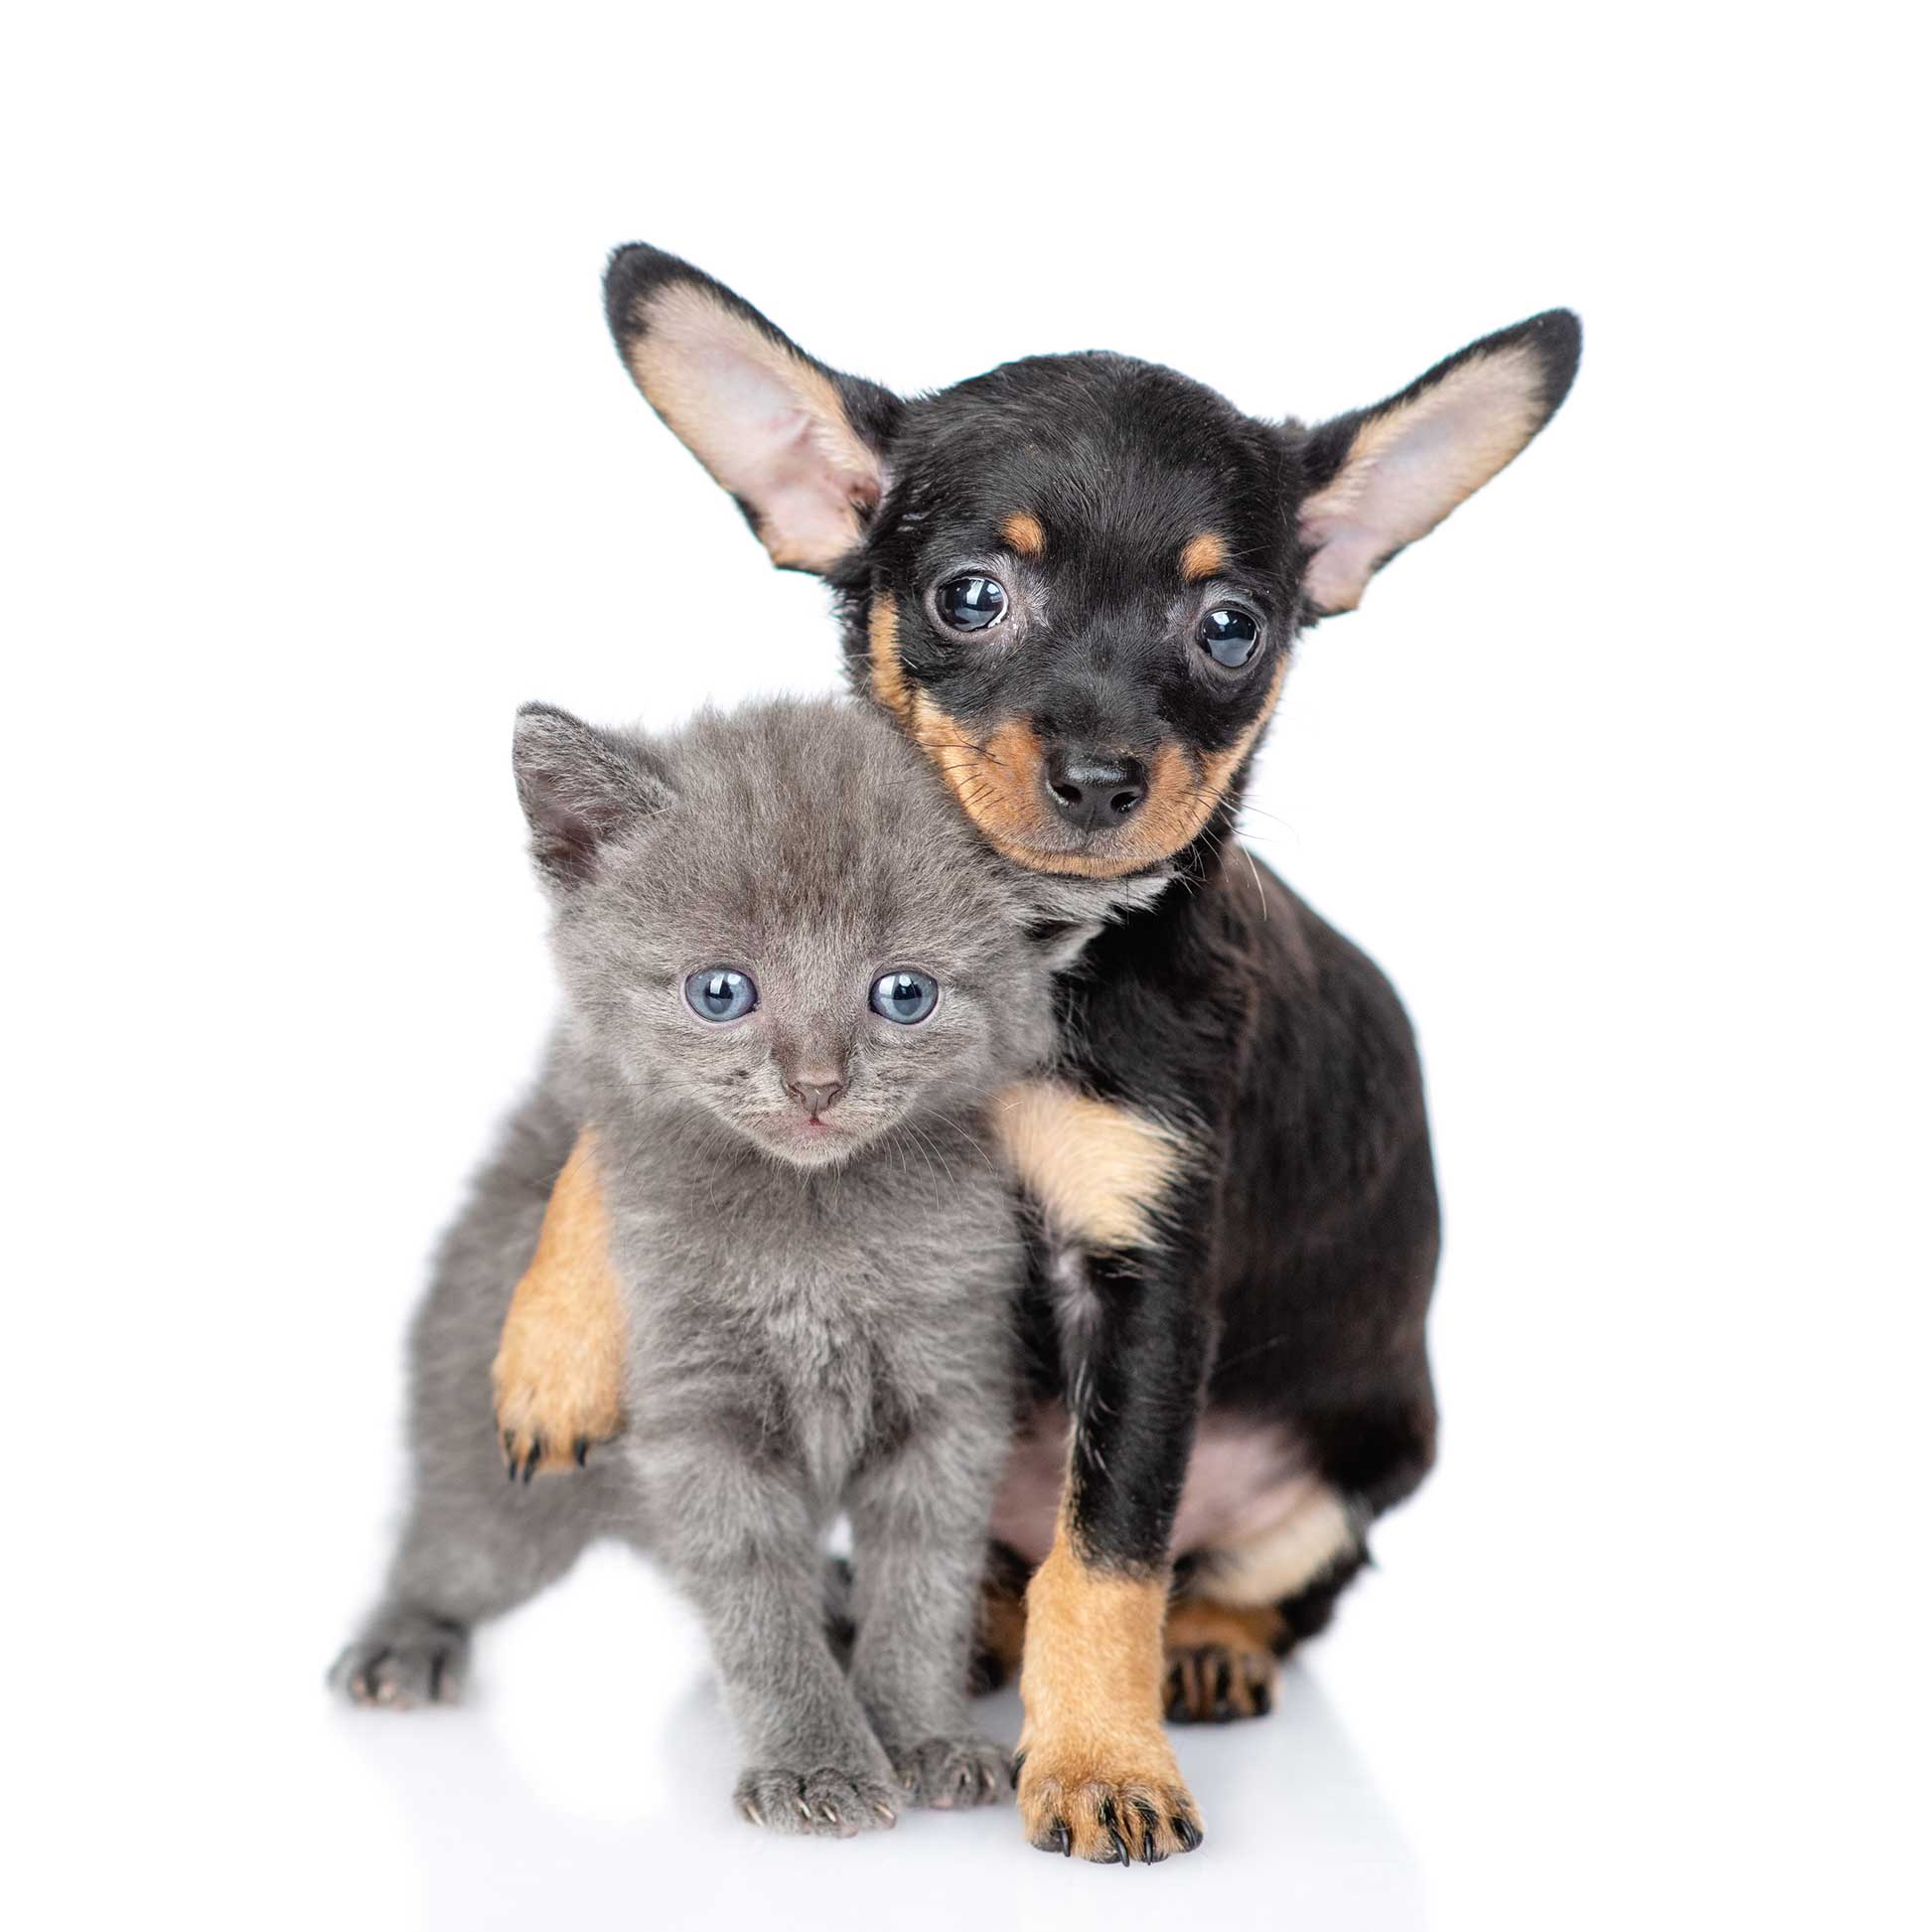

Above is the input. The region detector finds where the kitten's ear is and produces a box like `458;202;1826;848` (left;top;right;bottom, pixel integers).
513;703;672;887
603;244;905;574
1293;309;1581;617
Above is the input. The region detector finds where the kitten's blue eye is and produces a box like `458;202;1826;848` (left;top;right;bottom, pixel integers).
1198;607;1259;669
870;970;939;1025
685;967;757;1022
935;575;1007;633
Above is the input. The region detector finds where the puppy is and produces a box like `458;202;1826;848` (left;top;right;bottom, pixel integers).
490;249;1580;1862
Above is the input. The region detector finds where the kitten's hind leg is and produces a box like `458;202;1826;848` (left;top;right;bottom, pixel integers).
330;1474;603;1709
330;1607;470;1709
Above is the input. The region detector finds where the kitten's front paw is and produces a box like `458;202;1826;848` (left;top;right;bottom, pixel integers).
328;1615;468;1709
490;1286;623;1481
890;1735;1012;1810
733;1765;902;1838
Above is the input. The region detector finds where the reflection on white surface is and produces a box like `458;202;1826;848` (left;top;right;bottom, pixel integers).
330;1552;1424;1932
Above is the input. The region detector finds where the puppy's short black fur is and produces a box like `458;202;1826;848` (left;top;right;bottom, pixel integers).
597;245;1579;1859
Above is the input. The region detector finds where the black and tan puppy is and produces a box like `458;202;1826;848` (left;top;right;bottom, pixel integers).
492;246;1579;1864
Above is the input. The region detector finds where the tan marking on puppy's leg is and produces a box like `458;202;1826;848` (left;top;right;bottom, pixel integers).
491;1129;626;1476
1179;531;1228;581
1000;512;1046;557
865;591;914;724
1199;1478;1358;1607
1162;1596;1286;1724
988;1079;1186;1252
1015;1515;1201;1862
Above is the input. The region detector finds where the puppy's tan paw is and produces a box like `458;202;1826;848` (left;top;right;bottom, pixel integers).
490;1280;623;1481
1163;1640;1278;1722
1162;1596;1285;1722
1013;1729;1203;1864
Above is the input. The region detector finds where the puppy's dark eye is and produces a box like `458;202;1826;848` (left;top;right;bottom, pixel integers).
935;575;1007;633
870;970;939;1024
685;967;757;1022
1198;607;1259;669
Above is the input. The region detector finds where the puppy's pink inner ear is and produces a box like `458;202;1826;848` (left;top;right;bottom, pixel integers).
1299;344;1545;614
629;287;884;572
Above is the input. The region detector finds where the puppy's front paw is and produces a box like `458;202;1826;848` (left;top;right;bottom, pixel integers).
490;1282;623;1481
1013;1728;1203;1865
890;1735;1012;1810
328;1615;468;1709
734;1765;902;1838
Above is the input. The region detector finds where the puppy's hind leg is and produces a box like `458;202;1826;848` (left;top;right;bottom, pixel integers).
1164;1479;1367;1724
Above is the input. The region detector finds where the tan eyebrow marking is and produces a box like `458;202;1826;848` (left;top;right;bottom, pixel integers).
1180;532;1229;581
1001;512;1046;558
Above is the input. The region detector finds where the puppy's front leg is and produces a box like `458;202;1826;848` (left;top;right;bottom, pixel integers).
491;1128;626;1475
651;1425;900;1837
1014;1245;1213;1866
846;1415;1015;1811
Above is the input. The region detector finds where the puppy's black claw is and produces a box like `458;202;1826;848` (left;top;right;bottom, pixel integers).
1038;1819;1073;1857
575;1439;588;1468
1008;1749;1026;1790
1171;1815;1203;1852
521;1441;541;1486
1141;1828;1159;1863
1097;1798;1131;1865
1250;1681;1271;1716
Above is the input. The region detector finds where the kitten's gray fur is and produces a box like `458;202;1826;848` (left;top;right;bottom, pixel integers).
332;696;1128;1836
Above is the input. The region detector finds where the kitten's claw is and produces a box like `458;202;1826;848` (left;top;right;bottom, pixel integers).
329;1617;468;1710
734;1766;900;1838
890;1736;1014;1811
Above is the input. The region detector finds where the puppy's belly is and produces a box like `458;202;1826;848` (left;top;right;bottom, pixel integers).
989;1400;1320;1564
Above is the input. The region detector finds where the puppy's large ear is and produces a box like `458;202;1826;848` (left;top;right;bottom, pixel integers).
603;244;905;574
1295;310;1581;617
513;703;672;887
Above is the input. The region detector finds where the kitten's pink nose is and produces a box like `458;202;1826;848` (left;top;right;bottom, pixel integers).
787;1077;846;1117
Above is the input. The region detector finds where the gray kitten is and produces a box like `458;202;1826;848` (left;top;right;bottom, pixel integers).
333;696;1092;1835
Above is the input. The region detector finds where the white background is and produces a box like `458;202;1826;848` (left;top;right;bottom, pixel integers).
6;7;1900;1928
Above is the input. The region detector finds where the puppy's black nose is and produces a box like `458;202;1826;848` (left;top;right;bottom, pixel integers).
1042;747;1148;831
787;1078;846;1117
